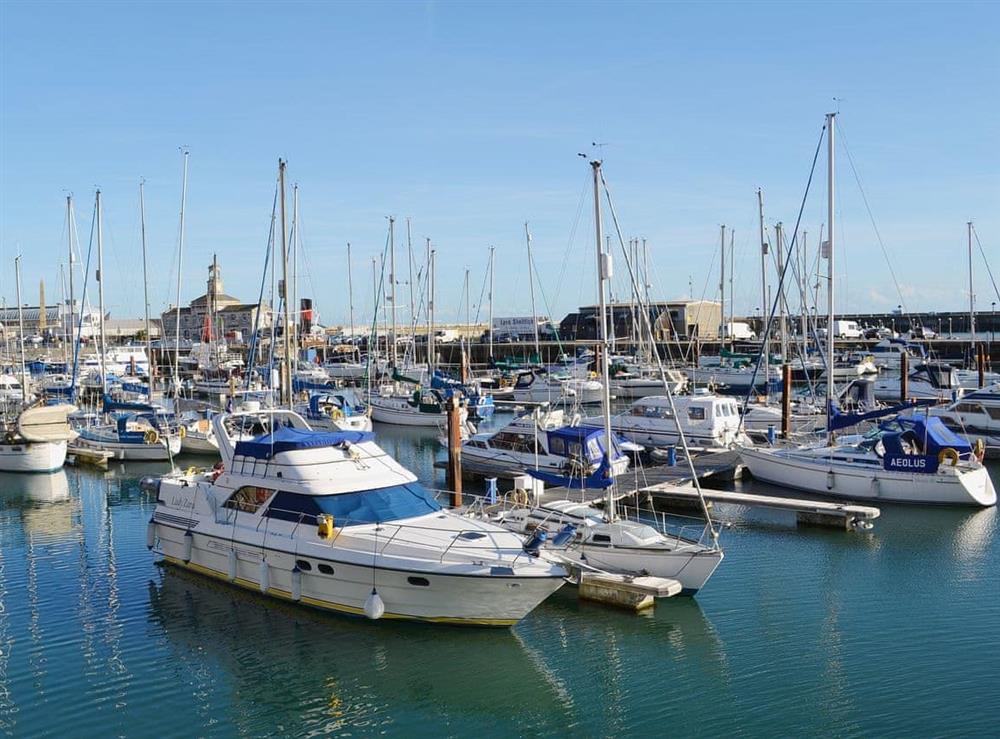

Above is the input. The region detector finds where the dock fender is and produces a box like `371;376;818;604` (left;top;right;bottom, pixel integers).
364;588;385;620
826;469;835;490
182;530;193;562
145;518;156;549
291;566;302;602
870;477;881;498
227;549;238;581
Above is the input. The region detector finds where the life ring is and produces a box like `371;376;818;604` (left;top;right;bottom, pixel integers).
972;439;985;462
937;447;960;467
511;489;529;507
143;429;159;445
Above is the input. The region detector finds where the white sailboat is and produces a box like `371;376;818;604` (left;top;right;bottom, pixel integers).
739;113;995;507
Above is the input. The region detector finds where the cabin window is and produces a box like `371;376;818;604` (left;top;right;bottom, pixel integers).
688;407;706;421
223;486;275;514
592;534;611;544
587;438;602;460
956;403;984;415
987;407;1000;421
295;559;312;571
407;576;430;587
318;564;334;575
549;437;565;455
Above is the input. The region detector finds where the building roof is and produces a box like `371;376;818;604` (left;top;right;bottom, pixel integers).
190;293;241;306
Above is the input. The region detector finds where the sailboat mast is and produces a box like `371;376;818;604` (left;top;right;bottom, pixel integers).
173;149;189;388
291;184;299;346
14;256;27;404
728;229;735;352
968;221;975;345
388;216;397;367
139;181;152;380
757;188;769;388
776;222;788;361
66;195;76;351
525;222;540;358
428;245;436;373
406;218;415;344
347;242;355;349
96;189;108;394
826;112;836;429
591;160;616;519
488;245;495;360
719;224;726;349
279;159;291;409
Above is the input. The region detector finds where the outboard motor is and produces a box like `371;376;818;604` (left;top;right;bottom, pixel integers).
522;529;548;556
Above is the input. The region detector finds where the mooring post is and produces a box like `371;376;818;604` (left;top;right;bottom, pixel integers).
446;396;462;507
900;351;909;402
782;363;792;439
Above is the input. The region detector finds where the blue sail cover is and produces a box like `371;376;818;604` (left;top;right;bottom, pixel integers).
527;465;614;489
103;394;156;414
235;425;373;459
883;416;972;456
827;399;929;432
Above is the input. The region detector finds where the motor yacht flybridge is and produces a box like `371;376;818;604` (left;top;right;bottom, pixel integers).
146;409;566;626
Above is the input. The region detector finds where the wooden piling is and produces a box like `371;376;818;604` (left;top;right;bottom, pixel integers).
900;351;908;402
446;396;463;506
781;363;791;439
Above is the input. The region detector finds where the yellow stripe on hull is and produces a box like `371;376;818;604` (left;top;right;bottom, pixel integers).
162;556;519;627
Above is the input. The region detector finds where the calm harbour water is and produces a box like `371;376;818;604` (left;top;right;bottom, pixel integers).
0;419;996;737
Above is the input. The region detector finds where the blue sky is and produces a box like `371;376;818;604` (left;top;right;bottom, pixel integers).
1;1;997;327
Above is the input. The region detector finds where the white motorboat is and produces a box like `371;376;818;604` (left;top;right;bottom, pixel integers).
873;362;963;402
924;383;1000;459
510;369;602;405
146;409;566;626
460;408;632;479
852;338;926;370
608;365;688;398
954;369;1000;390
0;374;34;405
584;393;751;451
740;415;995;506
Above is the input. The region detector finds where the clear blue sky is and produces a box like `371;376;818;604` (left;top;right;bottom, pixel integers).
1;1;997;327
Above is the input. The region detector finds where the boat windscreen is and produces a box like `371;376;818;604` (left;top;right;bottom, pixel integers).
264;483;442;525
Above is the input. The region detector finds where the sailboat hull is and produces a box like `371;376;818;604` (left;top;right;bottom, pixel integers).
740;447;996;506
0;441;67;473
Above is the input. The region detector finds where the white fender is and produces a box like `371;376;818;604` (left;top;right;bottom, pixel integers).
259;560;270;593
182;531;193;562
363;588;385;620
227;549;238;581
145;519;156;550
291;567;302;602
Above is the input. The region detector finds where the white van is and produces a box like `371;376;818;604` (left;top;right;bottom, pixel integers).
721;321;757;341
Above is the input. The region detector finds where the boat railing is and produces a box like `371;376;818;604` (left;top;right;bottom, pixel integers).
256;502;531;566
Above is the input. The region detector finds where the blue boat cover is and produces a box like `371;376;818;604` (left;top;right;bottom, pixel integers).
882;416;972;456
235;425;374;458
104;395;156;414
527;457;614;489
265;483;440;525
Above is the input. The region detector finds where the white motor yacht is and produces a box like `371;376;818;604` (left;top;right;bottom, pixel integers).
873;362;963;403
585;393;751;451
924;383;1000;459
146;409;566;626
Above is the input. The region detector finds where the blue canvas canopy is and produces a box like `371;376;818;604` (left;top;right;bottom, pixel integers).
527;458;614;490
235;425;373;459
881;416;972;456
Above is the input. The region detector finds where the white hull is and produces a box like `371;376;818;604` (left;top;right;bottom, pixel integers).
181;433;220;455
0;441;67;473
324;364;368;379
740;447;996;506
370;397;464;427
873;378;958;402
73;434;181;461
550;545;723;595
609;378;685;399
151;520;563;626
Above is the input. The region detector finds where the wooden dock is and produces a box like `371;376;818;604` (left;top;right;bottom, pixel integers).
638;482;881;530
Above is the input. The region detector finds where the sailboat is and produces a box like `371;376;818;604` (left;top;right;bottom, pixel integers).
494;159;725;594
739;114;995;507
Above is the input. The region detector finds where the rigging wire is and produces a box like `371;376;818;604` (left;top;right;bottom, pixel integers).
971;224;1000;304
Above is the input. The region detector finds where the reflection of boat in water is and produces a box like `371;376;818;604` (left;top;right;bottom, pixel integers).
0;469;76;537
146;565;575;732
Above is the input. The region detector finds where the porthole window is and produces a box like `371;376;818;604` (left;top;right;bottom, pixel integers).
295;559;312;571
318;564;334;575
407;576;430;587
